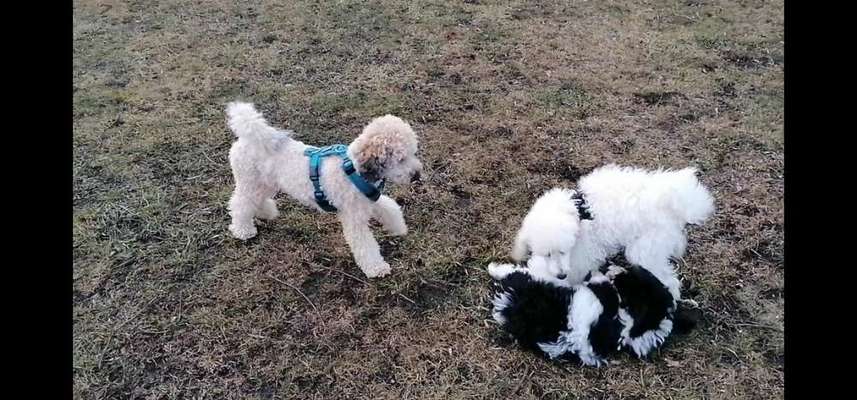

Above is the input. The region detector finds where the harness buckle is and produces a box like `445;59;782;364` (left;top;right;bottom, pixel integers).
342;159;356;175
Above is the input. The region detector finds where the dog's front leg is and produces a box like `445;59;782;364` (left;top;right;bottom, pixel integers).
372;195;408;236
338;212;391;278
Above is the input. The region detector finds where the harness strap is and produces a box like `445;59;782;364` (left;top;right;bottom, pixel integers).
342;159;383;201
307;148;339;212
304;144;385;212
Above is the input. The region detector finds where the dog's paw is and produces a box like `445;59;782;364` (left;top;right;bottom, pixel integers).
362;262;392;278
229;224;258;240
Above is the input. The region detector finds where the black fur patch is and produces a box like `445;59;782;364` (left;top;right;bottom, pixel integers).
587;280;619;317
586;280;623;357
571;191;593;220
606;252;631;268
612;265;675;338
672;303;701;335
496;272;574;351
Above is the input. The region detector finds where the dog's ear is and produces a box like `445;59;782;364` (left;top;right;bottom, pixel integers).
353;136;398;182
359;156;385;182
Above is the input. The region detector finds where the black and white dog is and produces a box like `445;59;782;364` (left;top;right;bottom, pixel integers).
488;255;699;366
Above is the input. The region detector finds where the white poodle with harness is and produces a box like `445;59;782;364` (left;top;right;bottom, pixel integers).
225;102;423;278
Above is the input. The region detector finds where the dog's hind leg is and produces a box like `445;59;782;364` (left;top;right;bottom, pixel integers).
255;199;279;220
372;195;408;236
228;183;275;240
338;212;391;278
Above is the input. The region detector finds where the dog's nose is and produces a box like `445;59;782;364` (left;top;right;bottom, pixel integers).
557;273;567;280
411;171;422;183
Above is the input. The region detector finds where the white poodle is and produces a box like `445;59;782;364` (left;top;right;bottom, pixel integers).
511;164;715;300
225;102;423;278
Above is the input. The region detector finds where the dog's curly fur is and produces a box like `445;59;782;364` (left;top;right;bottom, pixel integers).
225;102;423;278
488;257;699;367
511;164;715;299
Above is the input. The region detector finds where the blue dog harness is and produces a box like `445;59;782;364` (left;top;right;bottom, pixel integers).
304;144;385;212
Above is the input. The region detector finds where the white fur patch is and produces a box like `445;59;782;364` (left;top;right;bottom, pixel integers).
491;292;513;325
567;286;608;366
525;256;574;288
618;309;674;358
537;332;608;367
487;262;517;281
537;335;573;360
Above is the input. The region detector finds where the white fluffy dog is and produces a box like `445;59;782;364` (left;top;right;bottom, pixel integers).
225;102;423;278
511;165;715;299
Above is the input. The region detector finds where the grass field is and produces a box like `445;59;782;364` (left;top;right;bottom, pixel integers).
73;1;783;398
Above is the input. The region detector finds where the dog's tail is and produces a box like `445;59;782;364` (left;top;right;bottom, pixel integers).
226;102;290;150
664;168;715;225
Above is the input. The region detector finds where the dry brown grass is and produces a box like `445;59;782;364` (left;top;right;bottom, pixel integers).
74;0;783;398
